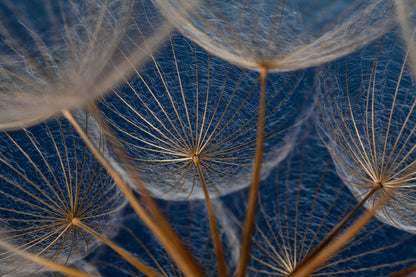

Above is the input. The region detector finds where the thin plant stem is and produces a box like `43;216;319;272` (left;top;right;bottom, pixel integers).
87;102;206;275
237;67;267;277
294;183;381;271
62;109;204;277
195;160;228;277
289;188;391;277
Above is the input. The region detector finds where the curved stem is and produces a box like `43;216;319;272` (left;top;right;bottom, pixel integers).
237;67;267;277
289;185;391;277
195;160;228;277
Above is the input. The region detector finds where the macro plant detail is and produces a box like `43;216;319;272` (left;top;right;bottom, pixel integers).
152;0;394;72
395;0;416;79
0;114;125;276
145;2;399;274
243;131;416;276
100;34;313;200
0;1;204;273
0;0;171;131
1;1;416;277
97;33;315;277
89;198;236;276
317;30;416;234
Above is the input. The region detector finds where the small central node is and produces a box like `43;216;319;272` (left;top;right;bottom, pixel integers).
191;153;200;163
375;181;384;189
69;216;80;226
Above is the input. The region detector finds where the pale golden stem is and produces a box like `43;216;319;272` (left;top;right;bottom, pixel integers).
289;186;391;277
292;184;381;274
237;67;267;277
194;159;228;277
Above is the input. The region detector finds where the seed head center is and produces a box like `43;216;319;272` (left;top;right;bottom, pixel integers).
375;181;384;189
191;152;201;164
68;216;80;226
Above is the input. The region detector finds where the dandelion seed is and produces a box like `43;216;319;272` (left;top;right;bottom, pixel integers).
0;0;172;130
0;114;125;275
317;29;416;234
99;34;314;200
242;129;416;276
152;0;394;72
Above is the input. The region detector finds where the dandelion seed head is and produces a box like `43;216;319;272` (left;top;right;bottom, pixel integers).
0;115;125;275
153;0;394;71
100;34;315;200
317;30;416;234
